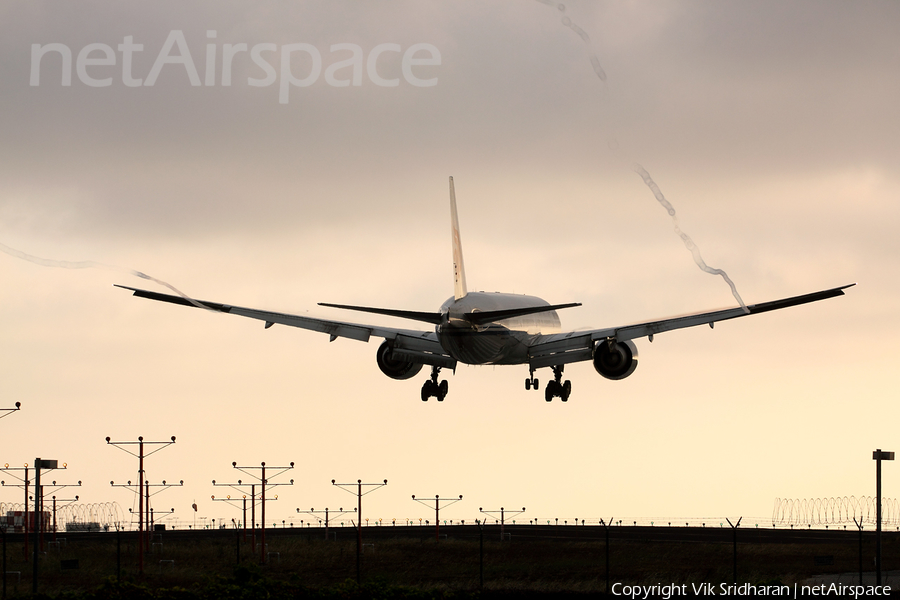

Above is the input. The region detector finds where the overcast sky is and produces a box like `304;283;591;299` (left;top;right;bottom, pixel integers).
2;1;898;529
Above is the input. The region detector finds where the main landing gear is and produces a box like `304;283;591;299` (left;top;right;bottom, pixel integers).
421;366;448;402
544;365;571;402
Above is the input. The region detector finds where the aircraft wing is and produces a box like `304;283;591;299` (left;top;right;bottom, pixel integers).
526;283;855;369
115;285;454;367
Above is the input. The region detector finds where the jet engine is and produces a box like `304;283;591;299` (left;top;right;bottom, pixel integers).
376;341;424;380
593;339;639;380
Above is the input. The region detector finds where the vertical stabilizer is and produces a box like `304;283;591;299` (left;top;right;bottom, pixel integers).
449;176;468;300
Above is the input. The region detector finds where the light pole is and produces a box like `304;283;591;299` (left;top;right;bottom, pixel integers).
874;449;894;586
37;476;82;542
32;458;58;594
232;461;294;563
211;494;247;535
297;507;356;541
411;494;462;541
106;435;176;575
479;507;525;541
333;479;387;583
212;479;254;543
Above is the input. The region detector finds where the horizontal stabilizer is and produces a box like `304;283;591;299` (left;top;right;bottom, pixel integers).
464;302;581;326
318;302;443;325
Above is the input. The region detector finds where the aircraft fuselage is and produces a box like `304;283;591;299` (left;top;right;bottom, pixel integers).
437;291;561;365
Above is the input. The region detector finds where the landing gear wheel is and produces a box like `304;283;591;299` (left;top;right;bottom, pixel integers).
421;366;448;402
544;366;571;402
562;380;572;402
525;367;540;392
545;380;560;402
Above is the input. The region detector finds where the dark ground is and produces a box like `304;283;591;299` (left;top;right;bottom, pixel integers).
3;524;900;597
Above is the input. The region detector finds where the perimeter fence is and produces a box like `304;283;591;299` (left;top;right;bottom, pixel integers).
1;501;124;531
9;499;900;532
773;496;900;527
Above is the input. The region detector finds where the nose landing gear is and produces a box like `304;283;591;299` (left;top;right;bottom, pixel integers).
421;366;448;402
544;365;571;402
525;366;539;391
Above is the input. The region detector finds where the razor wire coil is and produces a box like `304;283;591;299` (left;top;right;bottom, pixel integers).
773;496;900;526
1;501;124;530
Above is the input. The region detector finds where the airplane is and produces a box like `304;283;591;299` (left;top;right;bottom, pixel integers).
117;176;854;402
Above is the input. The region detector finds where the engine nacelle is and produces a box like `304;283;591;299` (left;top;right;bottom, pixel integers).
376;341;424;380
593;339;639;380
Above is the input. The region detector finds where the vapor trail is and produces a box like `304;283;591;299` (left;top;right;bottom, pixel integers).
0;240;210;310
531;2;749;313
631;165;750;313
535;0;607;81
